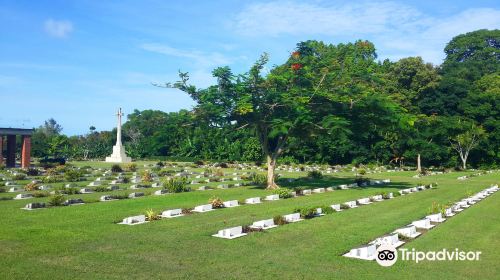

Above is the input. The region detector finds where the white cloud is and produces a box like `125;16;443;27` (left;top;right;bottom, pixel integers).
43;19;73;38
140;43;232;68
232;1;500;64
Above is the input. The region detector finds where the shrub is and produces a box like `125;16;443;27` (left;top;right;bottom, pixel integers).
249;172;267;186
64;170;82;182
393;191;401;197
126;163;137;172
109;194;128;200
209;196;224;208
194;160;205;166
24;182;38;191
48;193;66;206
59;187;80;195
242;225;263;233
340;204;349;210
94;186;108;192
42;176;61;183
162;178;190;193
307;170;323;179
141;170;153;183
145;209;160;221
156;161;165;167
26;168;40;176
273;188;293;199
32;191;49;198
111;164;123;173
293;206;317;219
181;208;193;215
382;192;391;199
357;168;367;175
0;187;5;193
320;205;334;215
13;174;26;180
273;215;288;226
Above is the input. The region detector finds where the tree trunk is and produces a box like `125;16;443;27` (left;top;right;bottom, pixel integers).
417;154;421;172
462;158;467;170
266;154;279;190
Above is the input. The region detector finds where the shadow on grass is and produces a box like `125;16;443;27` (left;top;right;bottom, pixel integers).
249;176;413;191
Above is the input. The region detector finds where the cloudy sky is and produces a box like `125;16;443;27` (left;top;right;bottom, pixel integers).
1;0;499;135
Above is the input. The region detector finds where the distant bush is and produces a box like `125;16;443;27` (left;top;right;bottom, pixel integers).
249;172;267;186
156;161;165;167
0;186;6;193
58;187;80;195
48;193;66;206
194;160;205;166
209;196;224;208
162;178;190;193
24;182;38;191
357;168;367;175
273;215;288;226
307;170;323;179
145;209;160;221
141;170;153;183
42;176;61;183
126;163;137;172
111;164;123;173
94;186;108;192
13;174;26;180
64;170;82;182
26;168;40;176
33;191;49;198
293;206;317;219
273;188;293;199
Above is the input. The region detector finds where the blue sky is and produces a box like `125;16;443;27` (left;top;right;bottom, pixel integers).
1;0;499;135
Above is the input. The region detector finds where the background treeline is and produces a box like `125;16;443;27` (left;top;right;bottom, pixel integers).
30;29;500;168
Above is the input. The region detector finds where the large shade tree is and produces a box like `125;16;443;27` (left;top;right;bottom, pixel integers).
164;40;406;188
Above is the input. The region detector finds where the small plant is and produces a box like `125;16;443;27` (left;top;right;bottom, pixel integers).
242;225;263;233
293;206;316;219
249;172;267;186
42;176;61;183
13;173;26;180
24;182;38;191
398;233;411;242
340;204;349;210
126;163;137;172
0;187;6;193
307;170;323;179
393;191;401;197
26;168;40;176
320;205;334;215
273;188;292;199
162;177;190;193
357;168;367;175
64;170;82;182
111;164;123;173
94;186;108;192
48;193;66;206
273;215;288;226
181;208;193;215
145;209;160;221
32;191;49;198
209;196;225;208
428;201;441;215
141;170;153;183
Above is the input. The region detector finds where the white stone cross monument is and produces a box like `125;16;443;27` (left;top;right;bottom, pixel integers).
105;108;132;163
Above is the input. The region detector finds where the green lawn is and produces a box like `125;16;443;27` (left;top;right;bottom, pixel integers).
0;163;498;279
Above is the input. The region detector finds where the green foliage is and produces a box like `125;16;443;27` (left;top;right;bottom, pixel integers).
111;164;123;173
48;193;66;206
64;170;82;182
145;209;160;221
126;163;137;172
162;177;190;193
13;174;26;180
307;170;323;179
273;188;293;199
249;172;267;186
273;215;288;226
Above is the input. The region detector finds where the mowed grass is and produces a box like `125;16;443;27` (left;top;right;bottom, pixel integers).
0;164;498;279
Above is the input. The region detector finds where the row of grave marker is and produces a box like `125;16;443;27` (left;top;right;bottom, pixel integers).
212;183;433;239
343;184;499;261
117;179;393;225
